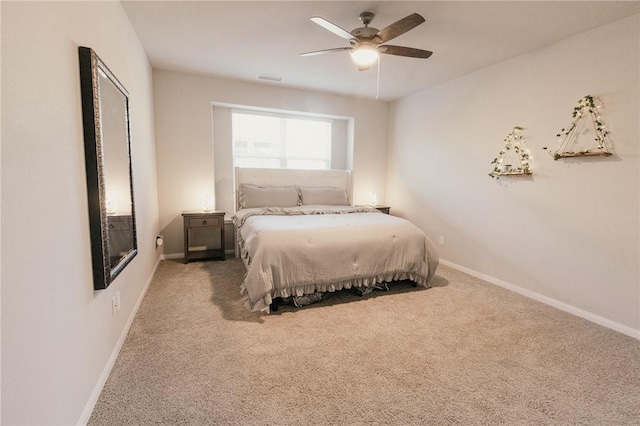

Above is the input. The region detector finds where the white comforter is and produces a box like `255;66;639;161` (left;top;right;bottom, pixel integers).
233;205;439;312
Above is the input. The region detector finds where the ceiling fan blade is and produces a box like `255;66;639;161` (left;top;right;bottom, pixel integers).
375;13;425;43
379;45;433;59
300;47;353;57
310;16;356;42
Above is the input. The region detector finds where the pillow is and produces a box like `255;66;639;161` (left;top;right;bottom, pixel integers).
298;186;349;206
239;184;300;209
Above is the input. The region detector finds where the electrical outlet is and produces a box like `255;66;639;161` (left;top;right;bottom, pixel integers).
112;291;121;315
438;235;445;246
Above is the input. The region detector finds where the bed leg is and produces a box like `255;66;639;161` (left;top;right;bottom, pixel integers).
270;298;279;312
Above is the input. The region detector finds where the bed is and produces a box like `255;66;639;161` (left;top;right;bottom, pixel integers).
233;167;439;312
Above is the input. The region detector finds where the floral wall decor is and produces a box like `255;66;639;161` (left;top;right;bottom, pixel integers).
543;95;612;160
489;126;532;178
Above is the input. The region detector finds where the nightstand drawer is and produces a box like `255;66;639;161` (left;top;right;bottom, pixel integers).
189;216;222;228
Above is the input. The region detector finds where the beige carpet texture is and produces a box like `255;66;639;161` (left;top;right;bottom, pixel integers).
89;259;640;425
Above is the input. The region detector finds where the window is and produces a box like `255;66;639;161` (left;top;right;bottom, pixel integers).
232;110;332;170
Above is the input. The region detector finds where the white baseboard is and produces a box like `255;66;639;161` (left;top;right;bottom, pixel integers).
77;256;162;425
440;259;640;341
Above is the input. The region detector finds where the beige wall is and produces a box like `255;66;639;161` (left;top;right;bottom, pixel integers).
1;2;160;424
386;15;640;335
153;70;389;255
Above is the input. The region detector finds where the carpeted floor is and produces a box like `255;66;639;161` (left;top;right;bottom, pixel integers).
89;259;640;425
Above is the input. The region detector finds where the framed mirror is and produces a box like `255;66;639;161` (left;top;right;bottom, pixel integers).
79;46;137;290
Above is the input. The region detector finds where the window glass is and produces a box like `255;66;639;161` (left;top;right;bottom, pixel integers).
232;111;331;169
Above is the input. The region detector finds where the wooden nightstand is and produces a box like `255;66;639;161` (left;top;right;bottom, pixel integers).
357;205;390;214
373;206;390;214
182;211;225;263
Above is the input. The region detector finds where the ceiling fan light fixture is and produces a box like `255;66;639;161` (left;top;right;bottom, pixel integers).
350;46;379;68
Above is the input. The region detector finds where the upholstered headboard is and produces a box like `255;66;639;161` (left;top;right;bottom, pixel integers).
234;167;353;212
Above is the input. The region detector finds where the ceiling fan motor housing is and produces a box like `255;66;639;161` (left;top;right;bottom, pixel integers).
351;26;379;39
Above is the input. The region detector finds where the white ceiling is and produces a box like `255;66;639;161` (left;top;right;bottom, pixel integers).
121;1;640;101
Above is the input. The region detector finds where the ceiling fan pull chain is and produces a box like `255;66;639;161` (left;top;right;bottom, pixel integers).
376;55;380;99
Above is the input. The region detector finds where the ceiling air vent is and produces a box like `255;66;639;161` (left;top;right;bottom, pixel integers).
256;73;283;82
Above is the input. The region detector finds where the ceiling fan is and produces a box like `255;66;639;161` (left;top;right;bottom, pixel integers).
301;12;433;71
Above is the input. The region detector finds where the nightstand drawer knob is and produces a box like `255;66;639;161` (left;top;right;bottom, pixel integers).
202;220;207;225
